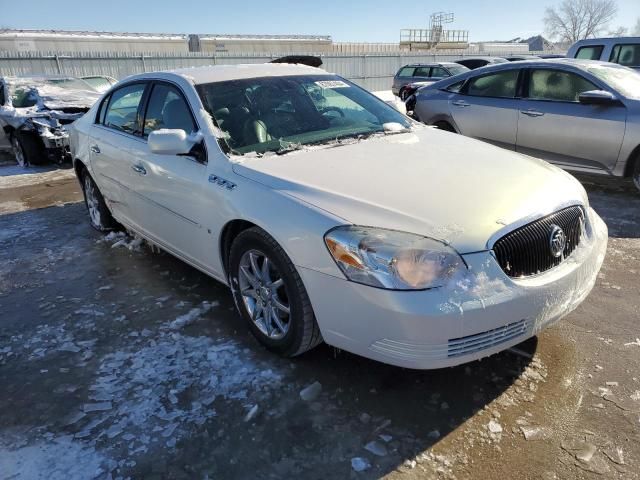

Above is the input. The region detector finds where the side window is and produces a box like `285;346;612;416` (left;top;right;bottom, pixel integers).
397;67;415;77
102;83;146;135
575;45;604;60
143;83;196;137
430;67;449;78
413;67;431;77
610;44;640;67
528;69;597;102
465;70;519;98
96;94;111;125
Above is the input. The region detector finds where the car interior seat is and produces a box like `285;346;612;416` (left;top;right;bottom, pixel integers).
162;98;194;132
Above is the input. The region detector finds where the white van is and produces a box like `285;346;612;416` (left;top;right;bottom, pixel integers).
567;37;640;70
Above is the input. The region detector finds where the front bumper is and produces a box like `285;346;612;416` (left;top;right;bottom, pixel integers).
41;133;71;163
300;208;608;369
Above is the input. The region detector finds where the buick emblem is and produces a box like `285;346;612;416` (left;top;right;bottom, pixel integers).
548;225;567;258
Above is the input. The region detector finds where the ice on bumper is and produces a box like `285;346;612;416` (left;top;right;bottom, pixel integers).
301;208;608;369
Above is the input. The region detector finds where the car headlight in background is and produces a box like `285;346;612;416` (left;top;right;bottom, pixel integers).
324;226;465;290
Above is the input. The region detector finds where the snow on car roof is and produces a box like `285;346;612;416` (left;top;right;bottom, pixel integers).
163;63;329;84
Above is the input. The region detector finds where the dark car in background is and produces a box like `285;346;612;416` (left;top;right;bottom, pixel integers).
453;56;509;70
392;62;469;99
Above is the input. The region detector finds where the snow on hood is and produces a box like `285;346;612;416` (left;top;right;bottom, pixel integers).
232;127;588;254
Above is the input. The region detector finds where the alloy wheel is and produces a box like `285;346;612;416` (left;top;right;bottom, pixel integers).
84;175;102;228
238;249;290;340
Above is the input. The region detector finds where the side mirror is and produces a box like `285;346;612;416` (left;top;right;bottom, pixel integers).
148;129;200;155
578;90;618;106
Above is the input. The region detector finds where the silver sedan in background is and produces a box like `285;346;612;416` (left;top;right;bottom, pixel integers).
411;59;640;192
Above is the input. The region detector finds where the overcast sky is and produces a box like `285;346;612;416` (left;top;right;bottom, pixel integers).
2;0;638;42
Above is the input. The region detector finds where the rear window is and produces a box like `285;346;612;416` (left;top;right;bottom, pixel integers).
397;67;415;77
609;44;640;67
575;45;604;60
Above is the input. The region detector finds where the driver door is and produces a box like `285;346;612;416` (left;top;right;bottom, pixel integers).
127;81;214;268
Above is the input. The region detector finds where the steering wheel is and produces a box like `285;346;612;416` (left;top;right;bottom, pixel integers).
320;106;345;118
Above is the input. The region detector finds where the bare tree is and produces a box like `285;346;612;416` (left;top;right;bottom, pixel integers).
544;0;618;43
634;18;640;35
607;26;627;36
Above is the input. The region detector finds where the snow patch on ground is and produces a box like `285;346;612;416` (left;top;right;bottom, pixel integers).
166;301;219;330
0;434;109;480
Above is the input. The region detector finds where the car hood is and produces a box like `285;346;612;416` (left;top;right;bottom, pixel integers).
231;127;588;253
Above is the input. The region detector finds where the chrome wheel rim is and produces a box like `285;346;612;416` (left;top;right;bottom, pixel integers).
11;137;26;167
84;176;101;227
238;249;290;339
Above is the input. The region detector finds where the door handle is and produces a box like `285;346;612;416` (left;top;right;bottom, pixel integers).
520;109;545;117
452;100;470;107
90;145;101;154
131;164;147;175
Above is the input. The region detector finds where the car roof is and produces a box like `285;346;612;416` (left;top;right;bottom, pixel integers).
454;56;506;62
401;62;459;68
572;36;640;44
137;63;328;85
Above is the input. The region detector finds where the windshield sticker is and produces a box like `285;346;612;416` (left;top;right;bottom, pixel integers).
315;80;350;89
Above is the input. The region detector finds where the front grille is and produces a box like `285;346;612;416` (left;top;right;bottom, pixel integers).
448;319;528;358
493;206;584;278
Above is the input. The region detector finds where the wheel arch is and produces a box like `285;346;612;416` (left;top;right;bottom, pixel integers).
219;219;259;279
623;144;640;178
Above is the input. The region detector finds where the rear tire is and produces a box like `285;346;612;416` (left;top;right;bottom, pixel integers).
81;171;117;231
11;132;44;167
228;227;322;357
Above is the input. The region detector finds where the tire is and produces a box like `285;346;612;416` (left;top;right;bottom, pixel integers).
633;160;640;193
81;170;117;231
399;88;408;101
11;132;44;167
228;227;322;357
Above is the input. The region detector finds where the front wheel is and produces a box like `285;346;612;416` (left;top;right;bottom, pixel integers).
228;227;322;357
11;133;44;167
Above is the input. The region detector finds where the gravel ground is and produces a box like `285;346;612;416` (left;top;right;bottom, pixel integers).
0;165;638;480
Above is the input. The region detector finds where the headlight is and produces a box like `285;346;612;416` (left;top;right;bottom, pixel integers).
324;226;465;290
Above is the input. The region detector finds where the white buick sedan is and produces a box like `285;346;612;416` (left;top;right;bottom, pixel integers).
70;64;608;369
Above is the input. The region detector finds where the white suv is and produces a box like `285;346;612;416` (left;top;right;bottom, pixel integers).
567;37;640;70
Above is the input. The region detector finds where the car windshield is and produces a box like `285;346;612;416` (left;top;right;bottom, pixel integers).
447;65;470;76
584;64;640;100
197;74;412;155
8;77;98;108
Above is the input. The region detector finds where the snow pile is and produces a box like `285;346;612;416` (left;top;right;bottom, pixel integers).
0;168;76;189
166;301;218;330
99;231;144;252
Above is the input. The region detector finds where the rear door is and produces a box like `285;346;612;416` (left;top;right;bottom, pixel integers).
89;82;149;229
447;68;521;150
516;67;626;172
393;66;415;95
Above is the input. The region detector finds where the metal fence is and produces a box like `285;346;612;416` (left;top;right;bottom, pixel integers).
0;50;564;92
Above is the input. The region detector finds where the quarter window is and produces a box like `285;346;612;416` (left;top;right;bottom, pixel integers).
430;67;449;78
465;70;519;98
446;80;465;93
575;45;604;60
609;44;640;67
528;69;597;102
102;83;146;135
143;83;196;136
